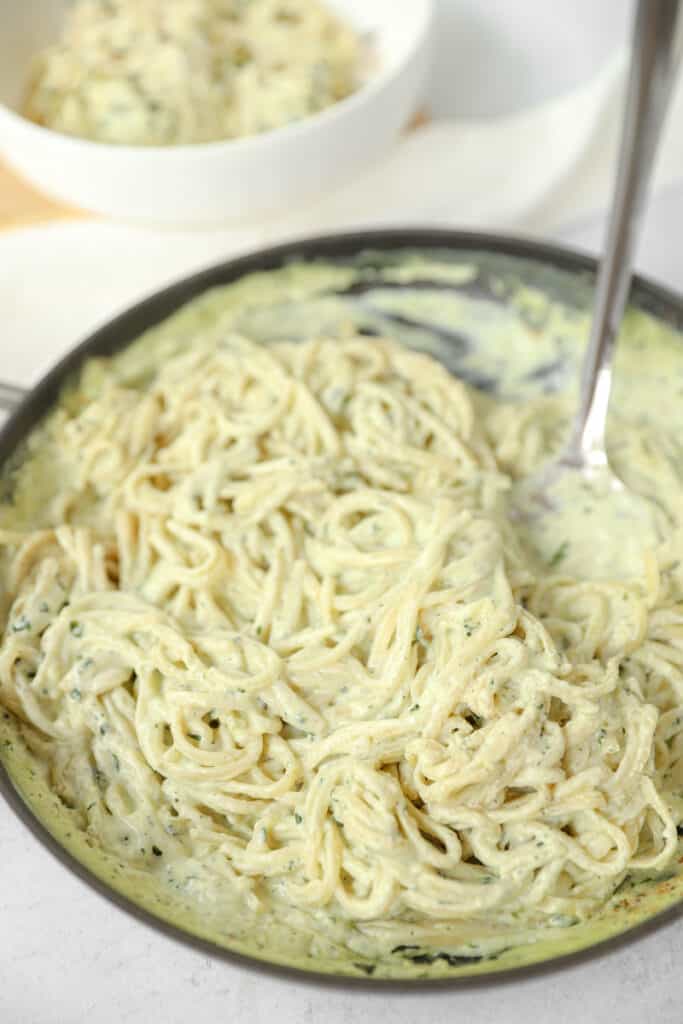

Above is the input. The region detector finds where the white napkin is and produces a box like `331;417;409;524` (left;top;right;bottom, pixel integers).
4;49;683;392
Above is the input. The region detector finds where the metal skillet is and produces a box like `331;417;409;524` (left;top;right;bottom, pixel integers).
1;229;683;984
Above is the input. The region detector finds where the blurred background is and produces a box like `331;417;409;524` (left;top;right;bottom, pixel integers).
428;0;627;117
6;0;680;386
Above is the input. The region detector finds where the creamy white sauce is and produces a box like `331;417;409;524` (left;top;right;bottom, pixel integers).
2;252;683;979
512;467;667;580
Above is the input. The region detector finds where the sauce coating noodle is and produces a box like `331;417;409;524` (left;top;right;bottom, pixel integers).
2;305;683;945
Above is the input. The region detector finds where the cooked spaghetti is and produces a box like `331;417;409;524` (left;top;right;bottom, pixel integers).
1;308;683;944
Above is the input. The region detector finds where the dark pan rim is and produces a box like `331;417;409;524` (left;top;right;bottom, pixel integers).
2;226;683;989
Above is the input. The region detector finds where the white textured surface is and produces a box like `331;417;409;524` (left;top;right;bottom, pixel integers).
2;834;683;1024
4;2;683;1020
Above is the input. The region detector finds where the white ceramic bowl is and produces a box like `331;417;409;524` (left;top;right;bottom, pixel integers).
0;0;434;226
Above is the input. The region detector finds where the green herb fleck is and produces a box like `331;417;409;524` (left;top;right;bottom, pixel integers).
233;42;252;66
353;962;376;976
549;541;569;568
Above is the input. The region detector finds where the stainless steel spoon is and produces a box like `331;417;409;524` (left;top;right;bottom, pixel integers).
514;0;682;552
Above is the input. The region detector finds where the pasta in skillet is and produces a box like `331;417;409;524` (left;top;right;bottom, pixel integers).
1;316;682;943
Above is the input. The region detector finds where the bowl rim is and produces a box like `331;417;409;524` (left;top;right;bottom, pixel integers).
2;226;683;988
0;0;435;157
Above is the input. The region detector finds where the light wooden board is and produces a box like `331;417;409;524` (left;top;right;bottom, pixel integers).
0;159;86;231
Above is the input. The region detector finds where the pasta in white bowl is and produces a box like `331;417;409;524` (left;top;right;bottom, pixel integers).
0;1;433;223
24;0;362;146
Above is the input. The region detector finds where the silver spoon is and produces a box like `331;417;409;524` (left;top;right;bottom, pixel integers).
514;0;682;574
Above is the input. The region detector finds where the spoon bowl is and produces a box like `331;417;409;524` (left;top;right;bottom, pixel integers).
514;0;682;576
512;456;664;580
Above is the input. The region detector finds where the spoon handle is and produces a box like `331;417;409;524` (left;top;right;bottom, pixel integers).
567;0;682;470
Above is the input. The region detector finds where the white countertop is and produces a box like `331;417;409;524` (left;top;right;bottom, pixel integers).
2;832;683;1024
